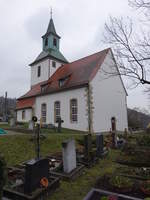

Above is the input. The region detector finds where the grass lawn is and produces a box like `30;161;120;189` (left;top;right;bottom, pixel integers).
0;130;120;200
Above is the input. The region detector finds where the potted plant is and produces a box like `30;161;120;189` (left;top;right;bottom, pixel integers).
109;175;134;193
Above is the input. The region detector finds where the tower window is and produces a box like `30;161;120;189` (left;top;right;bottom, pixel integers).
22;110;25;120
52;61;56;68
45;38;48;46
37;66;41;77
53;38;57;46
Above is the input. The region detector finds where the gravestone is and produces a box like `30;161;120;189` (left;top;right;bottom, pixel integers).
24;158;49;194
10;118;15;127
111;117;117;148
96;133;104;157
28;120;34;130
84;134;92;160
62;139;76;173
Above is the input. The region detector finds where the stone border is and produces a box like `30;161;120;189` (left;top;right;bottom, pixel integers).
3;176;59;200
83;188;143;200
50;163;84;181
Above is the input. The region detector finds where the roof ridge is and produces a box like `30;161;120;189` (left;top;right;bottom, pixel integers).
69;48;111;65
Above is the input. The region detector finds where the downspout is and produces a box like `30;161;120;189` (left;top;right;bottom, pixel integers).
87;82;91;134
48;59;50;78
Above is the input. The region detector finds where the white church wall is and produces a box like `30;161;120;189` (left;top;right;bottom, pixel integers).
30;59;63;86
34;87;88;131
91;50;128;133
17;109;32;122
31;59;49;86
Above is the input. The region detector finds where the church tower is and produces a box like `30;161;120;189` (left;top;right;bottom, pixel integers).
29;12;68;86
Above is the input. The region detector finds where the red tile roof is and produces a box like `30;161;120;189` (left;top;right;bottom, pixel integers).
16;97;35;110
18;48;110;102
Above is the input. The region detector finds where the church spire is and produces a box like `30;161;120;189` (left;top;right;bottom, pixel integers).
42;10;61;51
42;9;60;39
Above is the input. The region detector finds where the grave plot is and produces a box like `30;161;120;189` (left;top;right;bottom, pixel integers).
77;134;108;167
77;134;99;167
3;120;60;200
115;144;150;167
94;173;149;199
3;158;60;200
116;166;150;181
50;139;84;181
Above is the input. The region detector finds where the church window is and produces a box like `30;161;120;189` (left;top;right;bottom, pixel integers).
22;110;25;120
54;101;60;123
37;66;41;77
41;103;47;123
52;61;56;68
70;99;78;123
45;38;48;46
53;38;57;46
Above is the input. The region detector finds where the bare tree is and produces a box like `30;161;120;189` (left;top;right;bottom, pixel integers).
129;0;150;10
103;0;150;87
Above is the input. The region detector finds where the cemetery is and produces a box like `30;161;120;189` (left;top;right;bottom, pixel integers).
0;120;150;200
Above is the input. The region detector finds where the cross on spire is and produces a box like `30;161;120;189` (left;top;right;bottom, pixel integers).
50;7;53;19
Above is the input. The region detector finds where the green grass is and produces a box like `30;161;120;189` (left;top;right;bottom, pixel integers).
0;131;120;200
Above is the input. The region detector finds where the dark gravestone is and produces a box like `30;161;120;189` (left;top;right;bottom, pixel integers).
24;158;49;194
56;117;64;133
111;117;117;148
96;134;104;157
84;134;92;160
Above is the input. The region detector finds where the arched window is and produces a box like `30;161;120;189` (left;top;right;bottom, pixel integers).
54;101;60;123
41;103;47;123
70;99;78;123
53;38;57;46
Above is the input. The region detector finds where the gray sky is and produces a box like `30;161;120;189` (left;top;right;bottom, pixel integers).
0;0;149;111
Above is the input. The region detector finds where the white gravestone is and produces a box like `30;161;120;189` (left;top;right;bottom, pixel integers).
10;118;15;127
62;139;76;173
28;120;34;130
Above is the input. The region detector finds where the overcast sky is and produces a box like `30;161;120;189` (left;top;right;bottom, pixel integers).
0;0;149;111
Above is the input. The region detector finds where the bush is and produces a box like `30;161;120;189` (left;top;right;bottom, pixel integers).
0;154;7;198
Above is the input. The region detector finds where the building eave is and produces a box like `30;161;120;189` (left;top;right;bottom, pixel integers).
18;83;88;100
29;54;68;66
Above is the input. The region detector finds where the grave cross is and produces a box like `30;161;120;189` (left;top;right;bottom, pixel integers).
56;117;64;133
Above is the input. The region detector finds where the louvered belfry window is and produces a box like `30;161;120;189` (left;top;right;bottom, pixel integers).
70;99;78;123
54;101;60;123
41;103;46;123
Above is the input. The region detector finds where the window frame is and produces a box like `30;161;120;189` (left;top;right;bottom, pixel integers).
70;99;78;123
52;61;56;68
41;103;47;123
54;101;61;123
37;66;41;77
22;110;25;120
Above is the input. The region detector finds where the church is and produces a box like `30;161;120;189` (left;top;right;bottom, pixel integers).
16;15;128;133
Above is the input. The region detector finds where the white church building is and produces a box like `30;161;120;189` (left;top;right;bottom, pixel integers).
16;15;128;133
